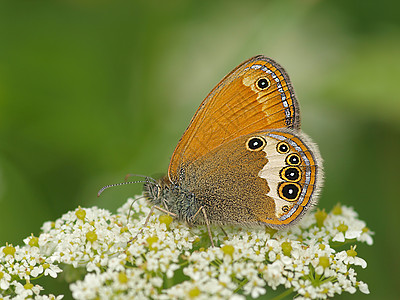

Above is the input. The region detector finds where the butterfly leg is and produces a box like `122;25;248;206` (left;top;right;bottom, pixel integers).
126;196;145;222
219;226;228;238
129;205;157;243
189;206;215;247
190;206;203;223
129;205;177;243
162;199;171;213
201;207;215;247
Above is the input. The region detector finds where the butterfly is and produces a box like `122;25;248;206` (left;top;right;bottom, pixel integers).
101;55;324;247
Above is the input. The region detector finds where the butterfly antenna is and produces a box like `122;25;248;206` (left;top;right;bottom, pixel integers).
125;173;157;184
97;180;148;197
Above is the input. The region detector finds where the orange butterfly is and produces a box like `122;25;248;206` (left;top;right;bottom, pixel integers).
102;55;324;247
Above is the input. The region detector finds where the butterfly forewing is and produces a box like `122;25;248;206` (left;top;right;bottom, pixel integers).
168;55;300;182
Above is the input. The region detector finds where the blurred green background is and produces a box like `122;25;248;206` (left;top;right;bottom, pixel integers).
0;0;399;298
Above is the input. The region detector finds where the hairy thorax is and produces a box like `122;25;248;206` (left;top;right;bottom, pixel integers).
143;176;203;225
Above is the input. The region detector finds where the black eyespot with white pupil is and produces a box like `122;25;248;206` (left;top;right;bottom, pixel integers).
286;153;301;166
256;78;270;90
246;137;266;151
283;184;298;199
278;182;301;201
280;167;301;182
277;142;290;154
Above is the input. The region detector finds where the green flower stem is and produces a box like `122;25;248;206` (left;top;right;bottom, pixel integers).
271;287;295;300
233;278;249;293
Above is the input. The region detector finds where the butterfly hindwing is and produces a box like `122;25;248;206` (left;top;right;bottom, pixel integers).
180;129;323;227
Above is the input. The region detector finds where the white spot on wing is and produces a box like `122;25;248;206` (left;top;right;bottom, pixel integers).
258;136;287;218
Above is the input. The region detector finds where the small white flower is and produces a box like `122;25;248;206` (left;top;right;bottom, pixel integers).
43;263;62;278
35;295;64;300
336;250;367;268
0;266;11;290
358;281;370;294
332;231;346;242
30;264;43;277
359;228;374;245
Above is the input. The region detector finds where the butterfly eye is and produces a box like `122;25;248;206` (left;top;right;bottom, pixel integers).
277;142;290;154
246;136;266;151
286;153;301;166
256;77;270;90
280;166;301;182
278;182;301;201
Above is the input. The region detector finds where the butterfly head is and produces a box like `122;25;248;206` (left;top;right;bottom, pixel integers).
143;181;160;203
143;176;173;207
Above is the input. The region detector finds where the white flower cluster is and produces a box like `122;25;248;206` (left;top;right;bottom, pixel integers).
0;241;62;299
0;196;373;299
